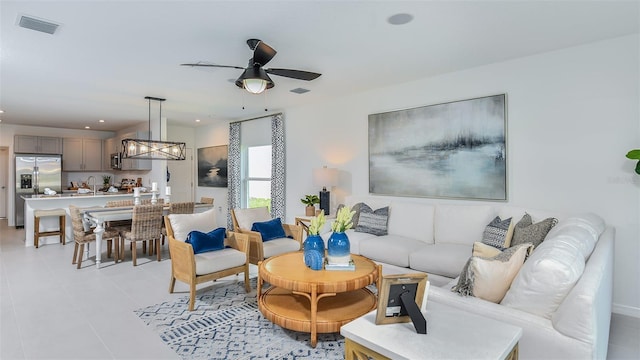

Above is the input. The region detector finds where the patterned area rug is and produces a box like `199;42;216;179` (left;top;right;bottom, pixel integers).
134;279;345;360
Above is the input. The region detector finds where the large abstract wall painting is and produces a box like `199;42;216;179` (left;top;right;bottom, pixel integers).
197;145;228;188
368;94;507;200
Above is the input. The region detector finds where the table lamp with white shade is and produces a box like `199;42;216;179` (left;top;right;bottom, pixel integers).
313;166;338;215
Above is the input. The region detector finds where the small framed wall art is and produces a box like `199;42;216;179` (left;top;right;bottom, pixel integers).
197;145;228;188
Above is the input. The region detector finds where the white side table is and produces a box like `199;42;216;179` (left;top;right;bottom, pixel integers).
340;301;522;360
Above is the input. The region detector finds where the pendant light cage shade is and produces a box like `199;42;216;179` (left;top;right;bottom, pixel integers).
120;96;186;161
121;138;186;160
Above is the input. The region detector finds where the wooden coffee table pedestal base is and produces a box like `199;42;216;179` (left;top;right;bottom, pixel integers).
259;286;376;347
257;253;380;348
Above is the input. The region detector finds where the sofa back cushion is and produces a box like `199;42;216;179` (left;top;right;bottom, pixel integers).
387;201;435;244
168;208;217;242
501;232;586;319
233;207;270;231
434;205;495;245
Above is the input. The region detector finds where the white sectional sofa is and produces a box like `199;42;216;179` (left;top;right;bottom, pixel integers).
323;195;614;360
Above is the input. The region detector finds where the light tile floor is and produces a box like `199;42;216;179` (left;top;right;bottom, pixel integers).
1;219;639;359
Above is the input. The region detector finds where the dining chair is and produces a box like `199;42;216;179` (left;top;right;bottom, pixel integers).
200;197;214;205
107;198;165;255
119;204;164;266
69;205;120;268
231;207;303;265
165;209;250;311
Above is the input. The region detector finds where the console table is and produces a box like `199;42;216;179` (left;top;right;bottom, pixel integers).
341;301;522;360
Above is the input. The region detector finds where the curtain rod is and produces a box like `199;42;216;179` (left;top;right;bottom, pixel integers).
230;112;283;124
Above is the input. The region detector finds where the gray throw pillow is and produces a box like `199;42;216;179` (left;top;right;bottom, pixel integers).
350;202;367;227
355;206;389;236
481;216;514;250
510;213;558;249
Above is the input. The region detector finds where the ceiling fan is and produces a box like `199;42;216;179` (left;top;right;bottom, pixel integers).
181;39;322;94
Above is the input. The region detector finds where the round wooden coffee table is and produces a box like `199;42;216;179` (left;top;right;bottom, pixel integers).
257;252;380;347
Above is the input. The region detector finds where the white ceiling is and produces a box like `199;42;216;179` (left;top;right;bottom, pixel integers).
1;1;638;132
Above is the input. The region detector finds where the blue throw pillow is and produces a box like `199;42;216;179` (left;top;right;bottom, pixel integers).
186;227;226;254
251;218;286;242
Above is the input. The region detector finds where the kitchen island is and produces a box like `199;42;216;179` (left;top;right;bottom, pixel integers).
21;192;153;248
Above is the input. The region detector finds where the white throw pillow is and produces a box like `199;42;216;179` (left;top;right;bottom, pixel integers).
452;244;532;303
169;208;217;242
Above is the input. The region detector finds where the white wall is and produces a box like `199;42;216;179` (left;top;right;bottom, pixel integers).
282;35;639;315
194;121;230;228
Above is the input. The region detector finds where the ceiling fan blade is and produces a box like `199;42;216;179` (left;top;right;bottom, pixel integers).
180;63;244;70
253;41;277;66
265;68;321;81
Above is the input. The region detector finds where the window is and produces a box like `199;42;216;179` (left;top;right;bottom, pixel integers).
244;145;271;209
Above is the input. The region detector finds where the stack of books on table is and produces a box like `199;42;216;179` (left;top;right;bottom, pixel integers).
325;259;355;271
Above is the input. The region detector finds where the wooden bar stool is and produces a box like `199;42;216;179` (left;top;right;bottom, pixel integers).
34;208;66;248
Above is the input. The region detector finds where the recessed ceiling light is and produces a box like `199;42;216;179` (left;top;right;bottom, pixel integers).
98;119;105;123
388;13;413;25
0;110;4;114
195;119;201;122
85;126;90;129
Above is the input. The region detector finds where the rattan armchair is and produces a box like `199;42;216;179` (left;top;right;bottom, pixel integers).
165;214;250;311
119;204;164;266
69;205;120;269
231;207;303;265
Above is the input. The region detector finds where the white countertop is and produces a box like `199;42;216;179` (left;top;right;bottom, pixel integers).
21;192;153;200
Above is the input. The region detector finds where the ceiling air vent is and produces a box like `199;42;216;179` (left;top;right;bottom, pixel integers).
290;88;310;94
18;15;59;35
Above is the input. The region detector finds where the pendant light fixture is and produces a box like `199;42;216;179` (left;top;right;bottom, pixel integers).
121;96;186;160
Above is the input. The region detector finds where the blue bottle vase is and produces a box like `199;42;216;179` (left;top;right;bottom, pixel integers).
327;231;351;265
303;235;325;270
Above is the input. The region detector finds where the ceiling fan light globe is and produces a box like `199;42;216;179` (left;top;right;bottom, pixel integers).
243;78;267;94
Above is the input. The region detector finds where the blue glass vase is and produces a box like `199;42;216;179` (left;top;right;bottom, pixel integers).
327;231;351;265
303;235;325;270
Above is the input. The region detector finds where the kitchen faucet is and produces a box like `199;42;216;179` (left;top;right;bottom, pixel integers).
87;176;96;194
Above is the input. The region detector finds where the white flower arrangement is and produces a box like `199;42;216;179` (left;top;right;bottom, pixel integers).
308;211;326;236
331;206;356;233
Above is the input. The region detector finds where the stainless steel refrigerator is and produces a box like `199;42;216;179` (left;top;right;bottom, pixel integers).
15;155;62;228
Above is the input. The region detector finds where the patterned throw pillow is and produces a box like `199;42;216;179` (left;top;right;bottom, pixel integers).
355;205;389;236
350;202;366;227
510;213;558;249
452;243;533;303
481;216;514;250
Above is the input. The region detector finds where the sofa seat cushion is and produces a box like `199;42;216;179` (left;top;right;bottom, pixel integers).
262;238;301;258
194;248;246;275
409;243;472;278
359;235;426;267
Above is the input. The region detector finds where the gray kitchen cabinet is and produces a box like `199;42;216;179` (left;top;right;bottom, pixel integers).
62;138;103;171
14;135;62;154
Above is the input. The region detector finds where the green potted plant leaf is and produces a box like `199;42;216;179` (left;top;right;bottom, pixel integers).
626;149;640;175
300;194;320;216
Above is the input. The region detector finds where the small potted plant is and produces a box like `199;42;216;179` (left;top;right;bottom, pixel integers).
101;175;111;191
300;194;320;216
626;149;640;175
